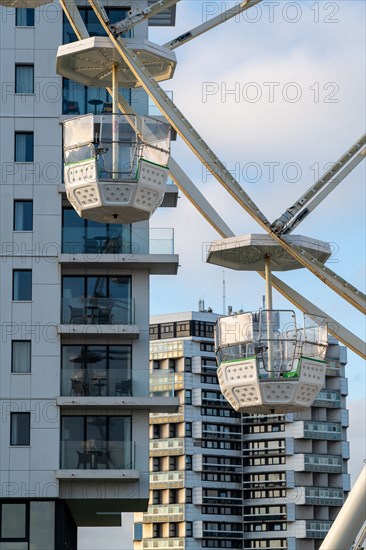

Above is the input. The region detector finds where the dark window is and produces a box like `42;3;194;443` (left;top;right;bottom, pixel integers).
149;324;159;340
185;390;192;405
152;523;162;538
12;341;31;373
169;423;177;438
185;422;192;438
169;456;177;471
15;65;34;94
169;523;178;537
186;522;193;537
176;322;191;337
200;343;215;352
152;425;161;439
133;523;143;542
14;200;33;231
168;359;176;372
186;455;192;471
184;357;192;372
153;360;160;370
10;413;30;445
15;8;34;26
152;490;161;505
152;457;161;472
186;488;192;503
0;502;27;539
169;489;178;504
15;132;34;162
13;270;32;301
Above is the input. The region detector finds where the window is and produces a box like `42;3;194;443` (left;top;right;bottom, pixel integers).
10;413;30;445
169;456;177;471
168;359;176;372
185;390;192;405
186;488;192;503
152;523;162;538
153;360;160;370
0;503;27;539
133;523;143;542
13;270;32;301
186;455;192;471
152;457;161;472
15;65;34;94
152;425;161;439
14;200;33;231
186;522;193;537
169;523;178;537
185;422;192;438
152;490;161;505
15;132;34;162
15;8;34;26
12;341;31;373
169;423;177;438
184;357;192;372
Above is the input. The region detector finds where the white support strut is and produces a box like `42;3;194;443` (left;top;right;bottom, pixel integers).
111;0;180;36
320;464;366;550
164;0;263;50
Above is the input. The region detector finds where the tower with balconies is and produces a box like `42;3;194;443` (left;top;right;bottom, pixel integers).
0;3;179;548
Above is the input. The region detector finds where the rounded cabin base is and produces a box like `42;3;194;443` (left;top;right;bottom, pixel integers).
217;357;327;415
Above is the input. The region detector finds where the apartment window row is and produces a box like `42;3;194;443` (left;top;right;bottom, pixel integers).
244;540;287;549
202;506;241;516
201;407;238;418
244;456;286;467
245;472;286;486
0;501;55;549
202;473;241;483
203;456;241;470
244;523;287;532
201;374;218;385
244;489;286;499
244;422;285;434
152;523;180;539
202;440;241;450
244;505;286;518
202;540;242;548
149;320;215;341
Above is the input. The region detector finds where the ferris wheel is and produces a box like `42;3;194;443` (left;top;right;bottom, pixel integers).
1;0;364;545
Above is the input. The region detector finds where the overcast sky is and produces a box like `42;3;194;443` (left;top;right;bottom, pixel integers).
79;1;365;547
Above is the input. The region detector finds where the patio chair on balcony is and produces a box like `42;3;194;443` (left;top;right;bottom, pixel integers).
95;450;113;469
115;379;132;396
97;305;113;324
68;305;85;324
77;450;92;469
70;378;87;396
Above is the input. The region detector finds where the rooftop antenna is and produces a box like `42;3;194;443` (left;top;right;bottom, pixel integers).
223;270;226;315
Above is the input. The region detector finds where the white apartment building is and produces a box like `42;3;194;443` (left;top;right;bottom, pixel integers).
0;2;179;548
134;310;350;550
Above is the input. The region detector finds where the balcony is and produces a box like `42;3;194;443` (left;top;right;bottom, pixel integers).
150;470;184;489
61;367;134;398
142;539;184;549
150;437;184;457
61;297;134;325
304;487;344;506
143;504;184;523
304;454;343;473
313;390;341;408
306;520;332;539
62;226;175;256
60;439;135;470
149;371;176;397
303;421;342;440
151;405;184;424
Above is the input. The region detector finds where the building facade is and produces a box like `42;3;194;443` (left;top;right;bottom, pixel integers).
134;310;349;550
0;3;178;548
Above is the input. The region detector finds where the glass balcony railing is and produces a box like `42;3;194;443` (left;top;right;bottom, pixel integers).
304;487;344;506
304;454;342;473
60;440;135;469
62;228;174;256
306;521;332;539
142;539;184;549
303;421;342;440
61;368;133;397
150;437;184;456
313;390;341;408
143;504;184;523
150;471;184;489
61;297;134;325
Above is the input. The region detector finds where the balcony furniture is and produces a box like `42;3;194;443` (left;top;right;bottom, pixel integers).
91;372;107;396
70;377;88;396
102;102;112;113
94;450;113;469
115;379;132;397
97;305;113;324
63;100;80;115
69;305;85;324
88;98;103;114
77;450;92;469
85;304;101;324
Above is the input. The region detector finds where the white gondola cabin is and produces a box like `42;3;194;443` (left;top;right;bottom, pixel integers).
215;309;328;414
63;113;171;223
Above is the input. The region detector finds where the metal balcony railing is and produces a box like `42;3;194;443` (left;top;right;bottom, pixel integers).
60;440;135;470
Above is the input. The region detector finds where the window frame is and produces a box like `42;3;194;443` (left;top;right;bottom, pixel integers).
12;269;32;301
10;413;31;446
13;200;33;231
11;341;31;374
0;501;29;542
15;64;34;94
15;8;35;27
14;132;34;163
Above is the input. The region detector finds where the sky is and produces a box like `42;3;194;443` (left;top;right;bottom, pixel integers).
80;1;365;547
